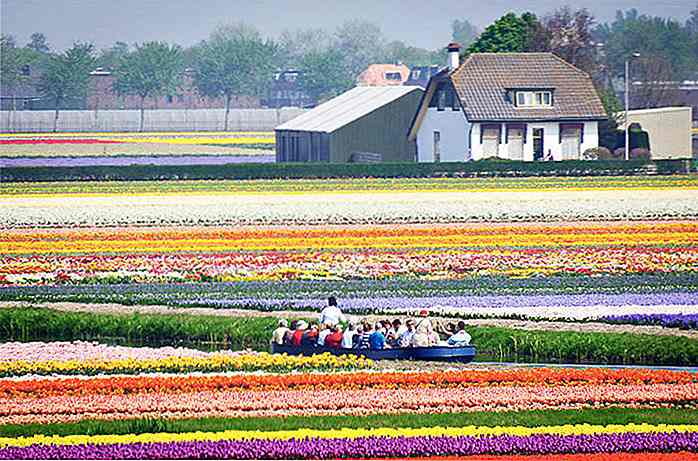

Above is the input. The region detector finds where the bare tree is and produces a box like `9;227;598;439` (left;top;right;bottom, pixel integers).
629;55;682;109
543;7;597;74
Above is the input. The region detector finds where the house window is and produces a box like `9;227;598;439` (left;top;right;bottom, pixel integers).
515;91;552;108
437;88;446;111
411;69;421;79
385;72;402;81
433;131;441;162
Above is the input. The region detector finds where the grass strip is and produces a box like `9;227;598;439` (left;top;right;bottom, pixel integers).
1;407;696;438
2;307;698;365
2;175;698;195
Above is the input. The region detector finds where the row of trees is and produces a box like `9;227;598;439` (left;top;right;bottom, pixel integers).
2;6;697;132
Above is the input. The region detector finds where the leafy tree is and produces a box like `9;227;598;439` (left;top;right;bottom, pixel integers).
112;41;184;132
0;35;39;110
334;20;386;79
467;12;543;53
383;40;441;67
594;9;695;83
297;48;353;102
597;87;623;150
451;19;479;48
192;27;278;130
96;41;129;70
279;28;332;68
687;3;698;35
37;42;95;131
26;32;49;53
543;7;597;74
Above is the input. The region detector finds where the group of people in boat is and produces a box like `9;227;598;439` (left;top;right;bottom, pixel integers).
270;296;472;350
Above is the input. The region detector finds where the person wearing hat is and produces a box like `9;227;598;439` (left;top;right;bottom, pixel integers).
291;320;308;346
271;319;290;345
412;310;438;347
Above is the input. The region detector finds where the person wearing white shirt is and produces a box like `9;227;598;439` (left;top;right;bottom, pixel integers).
319;296;346;327
317;324;332;346
342;322;358;349
270;319;290;345
447;321;472;347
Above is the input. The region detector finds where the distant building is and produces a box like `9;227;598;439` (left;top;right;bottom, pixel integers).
275;85;423;163
356;64;410;86
261;70;316;108
87;69;260;111
409;44;607;162
404;65;440;88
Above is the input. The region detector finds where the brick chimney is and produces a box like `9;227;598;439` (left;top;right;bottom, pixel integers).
447;42;461;71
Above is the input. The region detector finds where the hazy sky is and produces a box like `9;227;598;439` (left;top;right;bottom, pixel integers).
1;0;696;51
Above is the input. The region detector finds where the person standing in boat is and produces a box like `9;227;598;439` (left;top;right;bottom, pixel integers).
319;296;346;327
412;310;439;347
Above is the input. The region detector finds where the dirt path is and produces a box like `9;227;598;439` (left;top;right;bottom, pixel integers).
3;301;697;340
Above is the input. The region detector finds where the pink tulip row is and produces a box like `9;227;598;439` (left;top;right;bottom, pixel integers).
0;341;250;363
2;383;696;425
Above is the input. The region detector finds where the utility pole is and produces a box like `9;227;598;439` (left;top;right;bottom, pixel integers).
625;52;641;161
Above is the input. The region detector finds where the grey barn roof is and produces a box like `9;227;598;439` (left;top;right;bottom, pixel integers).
276;85;422;133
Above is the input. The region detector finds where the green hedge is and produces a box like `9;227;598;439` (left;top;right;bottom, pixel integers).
3;308;698;365
2;159;694;182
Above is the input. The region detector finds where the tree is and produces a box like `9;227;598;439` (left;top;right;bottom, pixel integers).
192;27;278;131
597;87;623;150
96;41;129;70
687;3;698;35
279;28;332;68
383;40;440;67
37;42;95;131
334;20;386;79
594;9;695;84
297;48;353;102
27;32;49;53
451;19;479;48
0;35;39;110
629;55;683;108
467;12;543;53
112;41;184;132
543;7;597;74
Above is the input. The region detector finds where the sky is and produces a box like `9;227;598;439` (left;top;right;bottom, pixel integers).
1;0;696;51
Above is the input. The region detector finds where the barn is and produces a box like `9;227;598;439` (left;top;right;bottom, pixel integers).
275;86;423;163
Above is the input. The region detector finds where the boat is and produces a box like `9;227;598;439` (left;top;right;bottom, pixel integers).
270;343;476;363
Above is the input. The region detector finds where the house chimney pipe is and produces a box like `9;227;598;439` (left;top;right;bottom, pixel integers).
447;42;461;71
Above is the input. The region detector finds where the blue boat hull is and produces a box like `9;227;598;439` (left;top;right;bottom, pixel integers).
270;343;476;363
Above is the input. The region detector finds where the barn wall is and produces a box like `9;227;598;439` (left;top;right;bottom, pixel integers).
329;90;422;163
275;130;329;162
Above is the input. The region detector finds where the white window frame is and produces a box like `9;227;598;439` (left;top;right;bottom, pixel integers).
515;91;552;108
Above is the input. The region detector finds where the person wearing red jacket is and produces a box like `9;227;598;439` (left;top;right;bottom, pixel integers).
324;325;344;348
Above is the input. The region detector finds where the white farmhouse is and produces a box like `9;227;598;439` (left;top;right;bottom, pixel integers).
408;44;607;162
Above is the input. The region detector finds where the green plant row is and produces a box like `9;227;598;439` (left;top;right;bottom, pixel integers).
0;407;695;438
2;307;698;365
2;159;694;182
3;175;697;195
0;307;278;350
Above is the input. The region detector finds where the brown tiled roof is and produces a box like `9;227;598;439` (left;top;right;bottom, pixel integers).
450;53;606;121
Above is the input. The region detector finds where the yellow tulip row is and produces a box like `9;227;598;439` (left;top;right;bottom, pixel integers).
2;423;696;448
0;353;371;377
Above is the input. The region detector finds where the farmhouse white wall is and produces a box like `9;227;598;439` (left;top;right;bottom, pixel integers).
470;121;599;161
416;107;470;162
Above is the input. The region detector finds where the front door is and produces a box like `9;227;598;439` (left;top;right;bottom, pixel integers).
507;126;524;161
532;128;544;161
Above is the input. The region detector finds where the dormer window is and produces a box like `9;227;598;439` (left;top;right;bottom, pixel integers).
515;90;552;107
385;72;402;81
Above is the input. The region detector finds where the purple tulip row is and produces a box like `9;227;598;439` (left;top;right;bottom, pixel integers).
189;291;698;312
1;432;696;460
600;313;698;330
0;155;274;167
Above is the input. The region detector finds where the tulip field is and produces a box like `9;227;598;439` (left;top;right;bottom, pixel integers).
1;173;698;458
